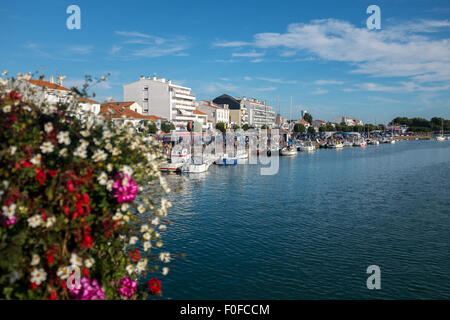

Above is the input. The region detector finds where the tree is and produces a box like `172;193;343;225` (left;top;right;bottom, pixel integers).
307;126;316;134
261;124;268;129
319;125;326;132
147;121;158;134
242;124;250;131
161;122;175;133
234;125;240;131
303;113;313;124
215;122;226;134
294;123;306;133
326;123;335;132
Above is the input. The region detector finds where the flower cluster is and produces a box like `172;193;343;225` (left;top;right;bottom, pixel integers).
0;74;174;299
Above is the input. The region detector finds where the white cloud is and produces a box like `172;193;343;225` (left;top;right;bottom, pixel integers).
213;41;251;47
311;88;329;95
232;51;265;57
221;19;450;83
254;86;277;92
314;80;344;85
67;45;93;55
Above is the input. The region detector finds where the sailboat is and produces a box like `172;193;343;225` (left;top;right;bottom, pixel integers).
281;97;298;156
436;119;446;141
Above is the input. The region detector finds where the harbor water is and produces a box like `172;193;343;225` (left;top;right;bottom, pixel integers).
158;140;450;299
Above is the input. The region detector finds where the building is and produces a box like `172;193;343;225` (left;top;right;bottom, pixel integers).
298;119;311;130
195;100;230;128
123;76;199;129
100;101;165;127
339;116;364;126
275;114;289;130
312;119;327;131
23;77;73;105
78;97;101;115
212;94;275;128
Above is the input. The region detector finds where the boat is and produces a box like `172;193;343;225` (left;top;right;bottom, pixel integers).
215;154;238;165
329;141;344;149
298;141;315;152
280;145;298;156
368;140;380;145
235;149;249;159
436;119;446;141
160;146;190;173
353;139;367;147
181;155;213;173
343;140;354;147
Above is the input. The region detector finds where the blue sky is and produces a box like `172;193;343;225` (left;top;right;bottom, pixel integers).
1;0;449;122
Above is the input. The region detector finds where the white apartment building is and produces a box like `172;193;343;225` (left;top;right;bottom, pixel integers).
123;76;200;129
340;116;364;126
195;100;230;127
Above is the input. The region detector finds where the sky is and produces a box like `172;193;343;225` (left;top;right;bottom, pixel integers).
1;0;449;122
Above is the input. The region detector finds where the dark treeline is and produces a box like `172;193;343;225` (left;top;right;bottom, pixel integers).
392;117;449;133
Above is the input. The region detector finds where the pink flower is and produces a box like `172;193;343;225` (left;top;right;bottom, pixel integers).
1;215;17;227
117;276;137;298
112;173;138;203
69;277;105;300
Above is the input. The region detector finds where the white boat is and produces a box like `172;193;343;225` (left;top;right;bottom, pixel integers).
160;162;184;173
280;145;298;156
215;154;238;165
235;149;249;159
343;141;354;147
368;140;380;145
389;139;396;144
436;135;446;142
298;141;315;152
330;142;344;149
160;146;190;172
181;156;212;173
353;139;367;147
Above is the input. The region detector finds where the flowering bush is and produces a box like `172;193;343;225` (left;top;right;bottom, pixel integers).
0;73;173;299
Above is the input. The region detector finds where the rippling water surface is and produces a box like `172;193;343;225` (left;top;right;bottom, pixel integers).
158;140;450;299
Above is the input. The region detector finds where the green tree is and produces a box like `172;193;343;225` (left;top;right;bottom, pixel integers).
147;121;158;134
261;124;268;129
294;123;306;133
234;125;240;131
242;124;250;131
215;122;226;134
161;122;175;133
303;113;313;124
307;126;316;134
326;123;335;131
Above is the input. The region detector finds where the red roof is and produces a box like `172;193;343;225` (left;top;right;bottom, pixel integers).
27;79;71;91
79;97;99;104
100;102;164;121
299;119;310;125
193;109;207;115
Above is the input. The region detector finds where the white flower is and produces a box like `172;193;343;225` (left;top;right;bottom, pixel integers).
106;163;113;172
162;267;169;276
56;266;70;280
44;122;53;134
70;253;83;268
27;215;42;228
1;204;16;219
40;142;54;154
46;216;56;228
30;154;42;166
92;150;107;162
30;254;40;266
151;217;160;226
112;148;121;156
129;236;138;245
136;259;148;273
80;130;90;137
97;172;108;185
142;232;151;241
59;148;68;157
84;258;95;268
106;180;113;192
104;143;112;150
112;212;123;221
73;145;87;159
137;205;145;214
57;131;71;145
159;252;171;263
126;264;135;275
121;165;133;176
122;215;130;223
140;224;149;233
9;146;17;155
30;268;47;285
143;241;152;252
120;203;129;212
3;105;11;113
102;130;113;139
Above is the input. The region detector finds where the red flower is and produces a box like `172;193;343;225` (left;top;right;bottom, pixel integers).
48;170;58;178
30;282;38;290
35;167;47;185
9;91;21;101
128;249;141;262
22;160;33;168
63;205;70;216
48;290;58;300
47;254;55;265
147;278;161;295
67;181;74;193
82;267;90;277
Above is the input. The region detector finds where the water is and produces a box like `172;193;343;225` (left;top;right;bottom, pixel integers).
159;140;450;299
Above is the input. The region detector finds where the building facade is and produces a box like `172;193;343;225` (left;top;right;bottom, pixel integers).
123;76;199;129
195;100;230;127
212;94;275;128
